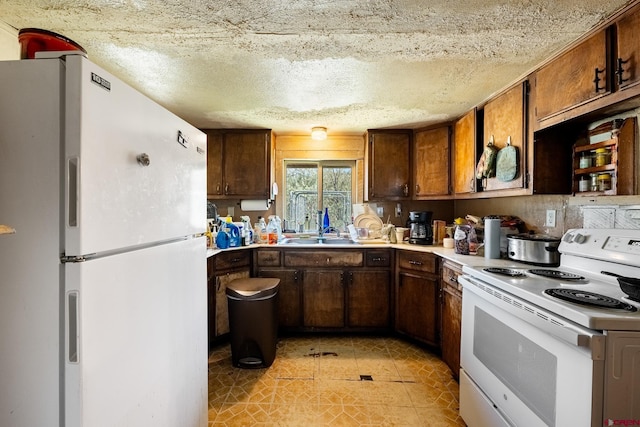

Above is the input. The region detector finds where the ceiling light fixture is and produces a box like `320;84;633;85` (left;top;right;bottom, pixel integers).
311;127;327;140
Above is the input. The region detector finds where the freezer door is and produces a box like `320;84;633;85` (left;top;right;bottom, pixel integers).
63;55;206;256
64;237;207;427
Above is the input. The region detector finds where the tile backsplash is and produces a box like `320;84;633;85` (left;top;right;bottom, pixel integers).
582;205;640;229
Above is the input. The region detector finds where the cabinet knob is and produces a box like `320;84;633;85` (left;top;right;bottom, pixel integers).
415;184;420;195
224;183;229;195
403;183;409;196
449;275;457;283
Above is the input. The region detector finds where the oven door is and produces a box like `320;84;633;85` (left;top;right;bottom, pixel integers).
459;275;605;427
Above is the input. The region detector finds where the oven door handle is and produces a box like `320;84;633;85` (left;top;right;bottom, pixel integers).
460;275;606;360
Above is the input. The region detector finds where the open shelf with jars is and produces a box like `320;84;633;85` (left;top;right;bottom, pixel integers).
573;139;617;195
572;117;637;196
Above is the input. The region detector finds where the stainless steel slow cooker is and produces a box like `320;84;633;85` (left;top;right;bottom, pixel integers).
507;233;561;266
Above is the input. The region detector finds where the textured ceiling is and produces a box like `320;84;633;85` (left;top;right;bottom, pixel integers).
0;0;632;135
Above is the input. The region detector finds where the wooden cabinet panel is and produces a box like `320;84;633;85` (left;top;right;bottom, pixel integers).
204;129;271;199
616;7;640;91
482;83;527;192
223;131;270;197
535;30;609;121
214;250;251;270
413;126;450;198
258;268;302;328
440;260;463;380
206;132;223;196
347;270;391;328
284;250;363;268
256;249;281;267
453;109;477;195
396;250;438;274
396;272;439;346
366;130;411;200
303;270;345;328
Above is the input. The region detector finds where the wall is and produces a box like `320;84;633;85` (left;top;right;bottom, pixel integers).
0;22;19;59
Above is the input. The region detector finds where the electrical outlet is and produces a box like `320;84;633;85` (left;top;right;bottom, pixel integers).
228;206;234;218
395;203;402;218
376;206;384;217
545;209;556;227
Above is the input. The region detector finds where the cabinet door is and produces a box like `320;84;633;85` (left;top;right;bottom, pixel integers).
396;272;439;346
222;131;271;197
206;132;223;197
367;131;411;200
441;285;462;380
258;268;302;328
413;126;450;198
215;269;250;336
347;270;391;328
616;7;640;90
483;83;527;192
535;30;609;121
302;270;344;327
453;109;477;195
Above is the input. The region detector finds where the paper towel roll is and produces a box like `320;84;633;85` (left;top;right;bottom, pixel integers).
240;199;270;211
484;218;501;259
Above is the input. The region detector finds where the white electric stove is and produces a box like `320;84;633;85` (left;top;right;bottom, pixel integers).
459;229;640;427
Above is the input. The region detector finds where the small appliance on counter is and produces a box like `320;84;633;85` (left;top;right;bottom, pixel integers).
407;211;433;245
507;233;561;266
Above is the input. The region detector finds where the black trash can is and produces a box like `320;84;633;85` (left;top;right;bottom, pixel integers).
226;277;280;368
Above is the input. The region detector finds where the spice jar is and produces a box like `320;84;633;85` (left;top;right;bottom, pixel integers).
578;176;590;192
579;153;592;169
590;173;599;192
594;148;611;167
597;173;612;192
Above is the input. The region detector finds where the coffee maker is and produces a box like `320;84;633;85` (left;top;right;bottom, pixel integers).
408;211;433;245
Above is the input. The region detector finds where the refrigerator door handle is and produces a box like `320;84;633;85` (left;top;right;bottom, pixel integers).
67;156;79;227
67;291;79;363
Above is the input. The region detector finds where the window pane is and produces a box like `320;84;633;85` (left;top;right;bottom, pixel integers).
285;164;318;232
284;161;354;232
322;166;352;230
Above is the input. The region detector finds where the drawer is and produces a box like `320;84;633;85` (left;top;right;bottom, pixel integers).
366;250;391;267
396;250;437;274
442;260;463;292
213;249;251;271
256;249;281;267
284;250;364;267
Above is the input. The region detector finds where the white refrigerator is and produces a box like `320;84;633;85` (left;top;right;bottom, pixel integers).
0;53;208;427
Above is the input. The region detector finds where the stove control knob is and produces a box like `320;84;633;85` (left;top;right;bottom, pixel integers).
574;233;587;244
562;233;574;243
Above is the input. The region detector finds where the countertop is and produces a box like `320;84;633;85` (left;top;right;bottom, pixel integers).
207;241;526;269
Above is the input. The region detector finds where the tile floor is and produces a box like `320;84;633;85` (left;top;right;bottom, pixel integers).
207;335;466;426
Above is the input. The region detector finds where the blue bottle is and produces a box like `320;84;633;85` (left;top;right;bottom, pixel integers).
323;207;330;230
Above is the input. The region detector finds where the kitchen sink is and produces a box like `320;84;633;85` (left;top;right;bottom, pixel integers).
279;237;360;245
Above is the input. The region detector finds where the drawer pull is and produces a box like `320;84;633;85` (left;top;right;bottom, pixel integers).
371;257;386;262
449;275;458;283
409;260;423;266
231;258;241;263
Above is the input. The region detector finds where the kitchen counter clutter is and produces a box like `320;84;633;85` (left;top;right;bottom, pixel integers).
208;241;526;269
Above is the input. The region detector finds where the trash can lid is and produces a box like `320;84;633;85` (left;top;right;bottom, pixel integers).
226;277;280;298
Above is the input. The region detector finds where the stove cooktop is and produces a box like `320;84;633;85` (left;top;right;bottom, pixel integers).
464;263;640;330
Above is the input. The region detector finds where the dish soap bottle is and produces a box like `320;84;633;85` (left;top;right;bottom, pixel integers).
323;207;330;230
